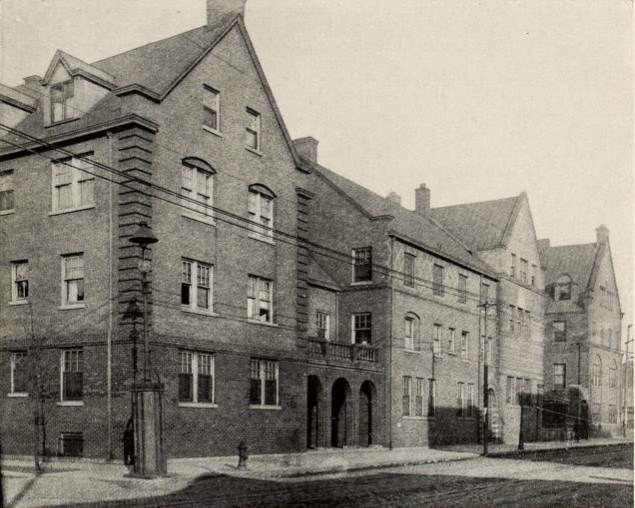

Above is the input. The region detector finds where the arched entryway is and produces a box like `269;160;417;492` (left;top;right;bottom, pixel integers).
358;381;376;447
488;388;500;440
307;376;323;449
331;378;351;448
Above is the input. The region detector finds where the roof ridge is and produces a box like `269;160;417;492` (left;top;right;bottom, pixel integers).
432;194;520;211
548;242;596;250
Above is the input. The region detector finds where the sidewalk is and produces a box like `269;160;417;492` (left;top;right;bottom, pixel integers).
2;438;631;507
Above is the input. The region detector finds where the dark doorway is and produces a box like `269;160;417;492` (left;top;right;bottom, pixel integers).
359;381;376;447
331;378;351;447
307;376;323;449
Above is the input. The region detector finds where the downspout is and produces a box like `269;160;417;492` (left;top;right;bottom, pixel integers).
106;130;115;460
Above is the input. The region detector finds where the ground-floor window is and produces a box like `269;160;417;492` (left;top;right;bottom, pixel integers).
250;359;279;407
59;432;83;457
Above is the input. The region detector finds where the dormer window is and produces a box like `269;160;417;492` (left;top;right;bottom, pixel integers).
51;80;75;123
555;275;571;301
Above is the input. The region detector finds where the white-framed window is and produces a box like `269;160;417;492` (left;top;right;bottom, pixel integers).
448;328;456;353
353;247;372;283
432;324;441;355
460;331;469;360
458;274;467;304
248;275;273;323
203;85;220;133
61;254;84;306
316;311;330;340
403;253;415;287
11;260;29;302
433;264;444;296
246;108;261;151
404;316;415;351
402;376;411;416
248;186;274;239
10;351;28;395
179;351;215;404
250;359;278;407
182;162;214;220
50;80;75;123
0;170;14;212
352;312;372;344
52;158;94;211
61;349;83;402
553;363;566;389
181;259;212;312
427;378;436;417
415;378;424;417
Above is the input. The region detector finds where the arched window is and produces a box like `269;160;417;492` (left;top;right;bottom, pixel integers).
248;184;276;239
555;274;571;301
592;356;602;387
181;157;216;222
404;313;420;351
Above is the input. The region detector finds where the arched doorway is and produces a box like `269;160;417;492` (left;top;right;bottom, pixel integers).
307;376;323;449
331;378;351;448
359;381;376;447
488;388;500;440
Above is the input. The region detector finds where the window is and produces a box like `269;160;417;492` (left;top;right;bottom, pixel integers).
61;349;83;402
353;247;372;283
11;260;29;302
402;376;411;416
250;359;279;407
531;264;537;287
50;80;74;122
404;316;415;351
62;254;84;306
433;324;441;355
203;85;220;132
480;283;490;305
10;351;28;395
179;351;214;404
592;357;601;387
553;363;566;389
608;405;617;424
592;403;601;423
515;377;523;405
509;305;515;334
247;276;273;323
316;311;330;340
555;275;571;301
248;186;274;239
467;383;474;417
460;331;469;360
52;158;94;211
433;264;444;296
0;170;14;212
609;362;617;388
59;432;83;457
552;321;566;342
524;310;531;340
427;379;436;417
520;258;528;283
246;108;261;151
458;275;467;304
511;253;517;277
403;253;415;287
448;328;456;353
352;313;372;344
506;376;515;404
181;260;212;312
415;378;424;417
182;161;214;220
457;382;465;417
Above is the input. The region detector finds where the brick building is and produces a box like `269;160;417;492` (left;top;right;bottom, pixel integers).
538;226;623;436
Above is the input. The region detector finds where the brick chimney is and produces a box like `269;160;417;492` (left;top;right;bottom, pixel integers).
415;183;430;216
596;225;609;245
293;137;319;163
207;0;246;26
386;192;401;206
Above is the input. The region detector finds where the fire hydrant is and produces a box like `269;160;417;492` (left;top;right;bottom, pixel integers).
237;441;248;469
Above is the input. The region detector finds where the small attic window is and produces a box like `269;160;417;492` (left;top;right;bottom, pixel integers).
555;275;571;301
51;80;75;123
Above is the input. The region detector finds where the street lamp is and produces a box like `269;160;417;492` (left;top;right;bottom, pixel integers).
128;222;166;478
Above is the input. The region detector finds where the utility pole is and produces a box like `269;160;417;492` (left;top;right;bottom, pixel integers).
478;300;493;457
623;325;632;437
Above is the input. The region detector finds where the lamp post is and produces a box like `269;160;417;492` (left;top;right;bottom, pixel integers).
128;222;166;477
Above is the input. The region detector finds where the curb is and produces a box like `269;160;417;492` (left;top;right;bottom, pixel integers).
485;441;632;459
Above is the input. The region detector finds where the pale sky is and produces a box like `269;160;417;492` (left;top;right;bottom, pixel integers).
1;0;632;342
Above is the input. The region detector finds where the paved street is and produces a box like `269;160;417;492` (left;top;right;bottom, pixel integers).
6;443;632;508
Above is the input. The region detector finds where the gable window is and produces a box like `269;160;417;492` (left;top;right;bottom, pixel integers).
316;311;330;340
11;260;29;303
553;363;566;389
510;253;517;277
52;158;94;211
553;320;566;342
433;264;444;296
352;312;371;344
203;85;220;133
50;80;74;122
402;376;411;416
460;331;469;360
248;185;275;239
457;275;467;304
179;351;215;405
353;247;372;283
249;359;278;407
245;108;261;151
182;159;214;221
61;254;84;306
10;351;28;395
555;275;571;301
520;258;528;283
0;170;14;213
592;357;601;387
61;349;83;402
403;253;415;287
181;259;212;312
247;275;273;323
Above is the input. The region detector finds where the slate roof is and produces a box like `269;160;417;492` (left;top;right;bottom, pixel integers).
303;160;498;279
541;243;597;288
430;195;520;251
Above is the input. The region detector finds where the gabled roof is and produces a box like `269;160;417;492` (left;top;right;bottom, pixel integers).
45;50;116;88
303;159;497;279
430;195;522;251
541;243;597;288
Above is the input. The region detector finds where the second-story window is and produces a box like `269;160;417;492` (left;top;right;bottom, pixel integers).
50;80;74;122
248;186;275;239
353;247;372;283
352;312;371;344
182;162;214;220
246;108;261;151
403;253;415;287
433;264;444;296
11;260;29;303
203;85;220;133
460;331;469;360
52;158;94;211
0;170;14;213
553;320;566;342
181;259;212;312
248;275;273;323
316;311;330;340
458;274;467;304
553;363;566;389
433;324;441;355
62;254;84;306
